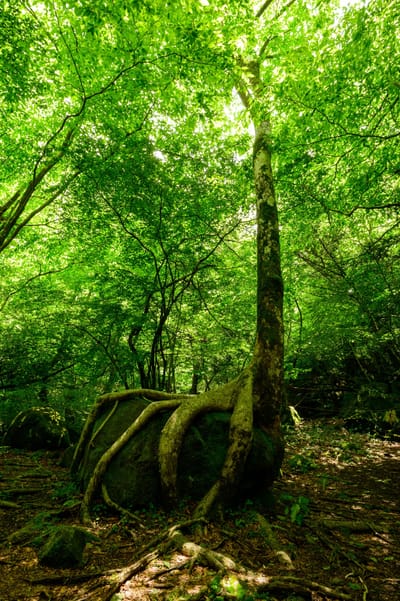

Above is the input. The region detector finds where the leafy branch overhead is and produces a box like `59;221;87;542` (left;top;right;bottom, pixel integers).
0;1;399;600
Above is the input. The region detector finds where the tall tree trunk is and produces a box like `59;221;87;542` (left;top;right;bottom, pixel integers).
77;60;285;524
236;53;284;434
251;120;284;431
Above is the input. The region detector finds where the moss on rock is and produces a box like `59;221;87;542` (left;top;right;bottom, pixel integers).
78;397;284;510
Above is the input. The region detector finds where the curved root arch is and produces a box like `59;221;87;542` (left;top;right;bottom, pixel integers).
193;369;254;518
78;372;256;524
159;368;254;517
158;379;239;506
80;397;184;524
71;389;191;474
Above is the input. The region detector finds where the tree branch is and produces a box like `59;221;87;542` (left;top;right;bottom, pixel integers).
256;0;275;18
0;264;72;313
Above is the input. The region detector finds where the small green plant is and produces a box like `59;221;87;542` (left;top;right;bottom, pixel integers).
92;502;108;518
319;475;329;491
347;582;362;591
287;453;318;473
208;575;224;601
289;495;310;525
206;574;272;600
31;450;45;460
226;502;256;528
51;480;80;501
280;493;310;526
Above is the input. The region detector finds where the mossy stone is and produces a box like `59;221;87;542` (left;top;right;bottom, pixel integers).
4;406;69;450
38;526;92;568
78;398;284;510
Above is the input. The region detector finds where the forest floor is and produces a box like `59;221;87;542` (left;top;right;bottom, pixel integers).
0;419;399;601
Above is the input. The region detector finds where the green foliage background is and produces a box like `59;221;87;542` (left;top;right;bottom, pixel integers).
0;0;399;424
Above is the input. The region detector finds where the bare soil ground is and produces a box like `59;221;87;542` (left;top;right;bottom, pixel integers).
0;419;399;601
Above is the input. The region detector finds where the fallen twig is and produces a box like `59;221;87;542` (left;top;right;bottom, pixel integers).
144;558;191;582
2;487;45;495
0;499;20;508
72;517;240;601
319;518;389;533
256;575;353;600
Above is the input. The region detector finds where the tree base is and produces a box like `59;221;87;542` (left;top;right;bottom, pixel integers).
75;396;284;516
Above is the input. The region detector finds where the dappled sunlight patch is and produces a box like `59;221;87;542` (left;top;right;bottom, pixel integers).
0;422;399;600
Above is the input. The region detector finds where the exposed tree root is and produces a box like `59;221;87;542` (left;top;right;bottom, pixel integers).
28;573;105;585
318;518;388;533
158;380;237;507
254;512;294;569
158;371;256;513
80;398;182;524
40;518;351;601
1;487;43;495
144;557;191;582
101;483;145;529
192;370;254;518
254;575;353;600
0;499;20;508
88;399;119;448
76;548;160;601
168;528;242;573
71;388;192;473
74;519;208;601
75;365;261;525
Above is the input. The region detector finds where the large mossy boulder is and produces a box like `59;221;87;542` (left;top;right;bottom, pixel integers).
4;406;70;450
38;525;96;568
78;398;284;510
